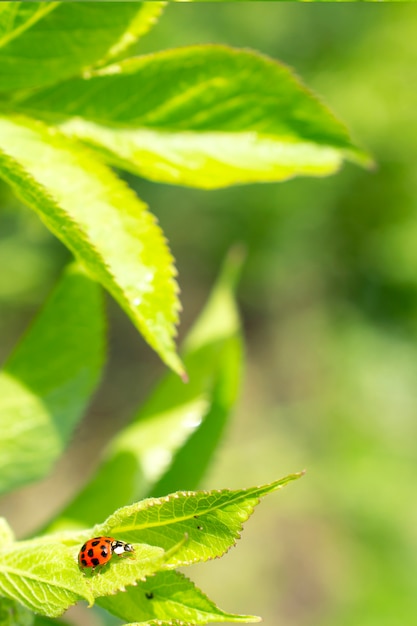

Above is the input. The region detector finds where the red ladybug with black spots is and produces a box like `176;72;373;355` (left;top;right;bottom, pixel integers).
78;536;134;573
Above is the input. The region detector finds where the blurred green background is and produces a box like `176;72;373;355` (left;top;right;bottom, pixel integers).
1;3;417;626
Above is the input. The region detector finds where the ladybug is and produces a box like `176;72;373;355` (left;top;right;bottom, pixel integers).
78;536;134;573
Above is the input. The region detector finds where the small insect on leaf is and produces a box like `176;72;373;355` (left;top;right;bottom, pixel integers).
78;536;134;574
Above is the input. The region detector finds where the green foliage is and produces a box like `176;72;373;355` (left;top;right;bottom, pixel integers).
46;251;244;531
13;46;371;189
0;2;367;372
0;117;183;378
0;3;161;92
0;264;104;495
0;2;374;626
0;246;304;624
98;570;260;625
0;476;302;621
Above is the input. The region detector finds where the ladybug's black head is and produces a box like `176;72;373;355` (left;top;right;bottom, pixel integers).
111;540;134;555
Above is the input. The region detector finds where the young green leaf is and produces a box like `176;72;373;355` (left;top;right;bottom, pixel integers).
76;540;185;601
14;45;373;189
98;570;260;625
44;250;244;532
0;116;184;377
0;539;93;617
0;264;105;496
0;3;152;93
94;474;304;567
98;2;166;67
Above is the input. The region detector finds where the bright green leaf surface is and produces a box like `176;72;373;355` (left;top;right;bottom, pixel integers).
0;116;184;376
0;477;301;619
76;542;180;601
14;45;372;189
94;475;303;567
0;539;93;617
0;2;153;93
98;2;166;67
45;251;244;532
0;264;105;496
98;570;260;624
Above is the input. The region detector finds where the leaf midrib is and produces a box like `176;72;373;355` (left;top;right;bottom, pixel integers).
0;563;81;594
0;3;59;49
109;484;277;533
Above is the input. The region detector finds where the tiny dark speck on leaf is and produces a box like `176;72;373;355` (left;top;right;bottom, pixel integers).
145;592;154;600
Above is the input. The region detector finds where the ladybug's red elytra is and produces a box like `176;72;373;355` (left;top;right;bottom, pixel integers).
78;536;134;573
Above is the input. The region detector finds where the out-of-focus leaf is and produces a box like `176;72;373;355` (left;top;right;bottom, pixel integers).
45;251;243;532
151;249;244;496
0;2;156;93
0;115;184;377
0;597;34;626
0;518;14;546
98;2;166;66
0;264;104;495
14;45;372;189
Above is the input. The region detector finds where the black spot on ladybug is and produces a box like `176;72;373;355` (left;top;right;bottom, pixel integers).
91;558;100;567
87;548;94;557
81;559;87;567
145;592;154;600
81;543;87;552
91;540;100;547
101;549;108;557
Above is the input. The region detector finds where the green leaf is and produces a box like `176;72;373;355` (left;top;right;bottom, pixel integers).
0;3;155;93
0;519;14;547
151;248;244;496
94;475;304;567
0;538;93;617
0;476;302;619
0;115;184;377
33;617;68;626
98;570;260;625
33;618;67;626
0;597;34;626
45;250;244;532
97;3;166;67
14;45;373;189
75;539;185;601
0;263;105;495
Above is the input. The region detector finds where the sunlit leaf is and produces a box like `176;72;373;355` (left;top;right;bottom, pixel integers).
0;539;93;617
14;45;372;189
0;2;155;93
0;116;184;377
95;475;304;566
99;570;260;624
45;250;244;531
